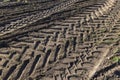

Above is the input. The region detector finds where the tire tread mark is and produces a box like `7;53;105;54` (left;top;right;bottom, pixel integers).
29;55;41;75
15;59;29;80
3;64;17;80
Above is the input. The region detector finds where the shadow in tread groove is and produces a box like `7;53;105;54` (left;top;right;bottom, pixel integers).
15;60;29;80
42;49;51;67
3;64;17;80
54;45;61;62
29;55;41;75
64;40;70;57
92;63;118;79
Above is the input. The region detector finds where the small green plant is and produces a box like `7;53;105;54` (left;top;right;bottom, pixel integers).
102;38;116;45
112;47;119;54
100;28;107;33
3;0;10;2
112;47;120;54
17;0;28;2
116;48;120;53
91;33;96;38
112;56;120;63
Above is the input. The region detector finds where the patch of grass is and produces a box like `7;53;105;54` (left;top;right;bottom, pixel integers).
3;0;10;2
116;48;120;53
113;47;120;54
91;33;96;38
100;28;107;33
111;56;120;63
102;39;117;45
112;47;119;54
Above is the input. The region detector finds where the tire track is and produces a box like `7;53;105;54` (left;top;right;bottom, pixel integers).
0;0;119;80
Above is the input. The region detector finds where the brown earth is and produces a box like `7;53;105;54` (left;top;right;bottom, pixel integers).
0;0;120;80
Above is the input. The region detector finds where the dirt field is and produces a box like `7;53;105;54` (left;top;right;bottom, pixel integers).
0;0;120;80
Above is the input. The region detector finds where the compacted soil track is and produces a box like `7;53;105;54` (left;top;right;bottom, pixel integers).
0;0;120;80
